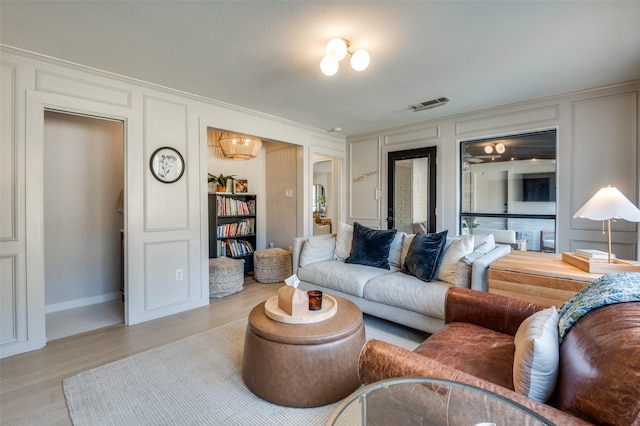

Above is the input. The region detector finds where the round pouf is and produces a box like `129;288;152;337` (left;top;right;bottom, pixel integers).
209;257;244;298
242;296;366;407
253;248;292;283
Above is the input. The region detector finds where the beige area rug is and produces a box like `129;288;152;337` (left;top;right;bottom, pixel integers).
63;314;428;426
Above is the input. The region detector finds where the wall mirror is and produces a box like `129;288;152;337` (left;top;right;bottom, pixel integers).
460;129;557;252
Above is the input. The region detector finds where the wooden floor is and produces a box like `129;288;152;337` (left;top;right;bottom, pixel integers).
0;278;280;426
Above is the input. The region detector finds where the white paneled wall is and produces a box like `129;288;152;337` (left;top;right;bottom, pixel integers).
347;82;640;259
0;47;345;358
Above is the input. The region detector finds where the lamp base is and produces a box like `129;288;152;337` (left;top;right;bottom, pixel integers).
562;252;640;273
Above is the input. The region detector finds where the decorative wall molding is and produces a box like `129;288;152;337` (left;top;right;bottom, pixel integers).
385;126;439;146
0;255;18;345
36;70;132;108
456;105;559;136
0;62;17;241
143;240;190;311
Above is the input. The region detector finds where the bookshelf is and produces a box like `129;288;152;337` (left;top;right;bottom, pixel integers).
208;193;256;274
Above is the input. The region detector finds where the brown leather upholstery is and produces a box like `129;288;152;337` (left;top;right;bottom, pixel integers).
556;302;640;426
445;286;542;335
414;322;516;390
242;297;366;408
358;286;640;425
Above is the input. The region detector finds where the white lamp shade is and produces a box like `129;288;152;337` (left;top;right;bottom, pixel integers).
326;38;348;61
320;56;339;76
573;186;640;221
350;49;370;71
484;145;493;154
495;142;506;154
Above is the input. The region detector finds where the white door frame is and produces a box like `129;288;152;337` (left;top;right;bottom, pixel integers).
24;91;137;351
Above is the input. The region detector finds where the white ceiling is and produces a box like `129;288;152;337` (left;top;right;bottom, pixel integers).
2;1;639;136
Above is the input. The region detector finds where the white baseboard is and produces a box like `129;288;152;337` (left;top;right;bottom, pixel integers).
45;292;121;314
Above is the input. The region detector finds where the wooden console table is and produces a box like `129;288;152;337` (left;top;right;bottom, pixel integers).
488;251;602;307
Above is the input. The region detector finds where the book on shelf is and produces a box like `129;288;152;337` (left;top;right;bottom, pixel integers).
216;195;256;216
224;239;254;258
575;249;615;261
216;218;255;238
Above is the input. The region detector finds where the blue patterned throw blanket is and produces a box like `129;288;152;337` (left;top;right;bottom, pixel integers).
558;272;640;342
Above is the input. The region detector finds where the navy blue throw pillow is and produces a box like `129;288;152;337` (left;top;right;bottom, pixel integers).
402;230;449;282
345;222;397;269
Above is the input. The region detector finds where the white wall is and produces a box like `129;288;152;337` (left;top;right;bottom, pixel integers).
347;81;640;259
43;111;123;309
0;46;345;358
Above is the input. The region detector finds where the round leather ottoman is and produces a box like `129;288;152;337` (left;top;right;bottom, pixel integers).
242;296;366;407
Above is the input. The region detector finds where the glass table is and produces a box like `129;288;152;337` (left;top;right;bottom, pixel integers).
327;377;554;426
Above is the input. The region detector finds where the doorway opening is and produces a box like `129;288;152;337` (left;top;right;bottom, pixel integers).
387;147;437;233
43;111;125;340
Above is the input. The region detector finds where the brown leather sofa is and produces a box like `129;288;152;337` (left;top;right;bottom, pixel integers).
358;287;640;426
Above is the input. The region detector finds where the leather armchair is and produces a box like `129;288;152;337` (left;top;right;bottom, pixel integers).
358;287;640;425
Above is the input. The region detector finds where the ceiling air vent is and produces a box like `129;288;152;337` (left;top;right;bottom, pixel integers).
411;97;451;112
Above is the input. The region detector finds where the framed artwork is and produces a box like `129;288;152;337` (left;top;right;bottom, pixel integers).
235;179;248;193
150;147;185;183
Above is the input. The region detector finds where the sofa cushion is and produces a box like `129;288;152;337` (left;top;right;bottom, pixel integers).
299;234;335;267
334;221;353;261
452;240;497;288
513;306;559;403
297;260;394;297
346;222;397;269
388;231;405;271
364;273;450;319
400;233;415;266
402;230;448;281
437;235;474;285
414;322;516;390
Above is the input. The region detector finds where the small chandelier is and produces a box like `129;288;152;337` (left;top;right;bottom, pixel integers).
218;132;262;160
320;38;370;76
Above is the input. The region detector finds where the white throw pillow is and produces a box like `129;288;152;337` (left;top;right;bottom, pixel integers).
334;222;353;261
388;232;405;269
299;235;336;267
437;235;474;284
400;233;415;267
513;307;560;403
452;240;495;288
472;232;496;250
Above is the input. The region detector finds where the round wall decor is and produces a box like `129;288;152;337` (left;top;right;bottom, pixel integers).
150;147;185;183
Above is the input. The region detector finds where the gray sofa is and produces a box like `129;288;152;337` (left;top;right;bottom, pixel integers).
291;227;511;334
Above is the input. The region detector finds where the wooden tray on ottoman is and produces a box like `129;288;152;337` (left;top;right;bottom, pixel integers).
264;294;337;324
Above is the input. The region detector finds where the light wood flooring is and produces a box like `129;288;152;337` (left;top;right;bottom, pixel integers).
0;277;280;426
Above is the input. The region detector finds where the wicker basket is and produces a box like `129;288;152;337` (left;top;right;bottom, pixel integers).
209;257;245;298
254;248;292;283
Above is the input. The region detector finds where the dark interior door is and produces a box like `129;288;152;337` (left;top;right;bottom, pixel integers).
387;147;436;233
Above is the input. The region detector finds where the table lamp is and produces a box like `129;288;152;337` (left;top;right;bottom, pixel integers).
573;185;640;263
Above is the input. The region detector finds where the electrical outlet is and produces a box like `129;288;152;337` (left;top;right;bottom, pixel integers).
175;269;184;281
284;189;293;198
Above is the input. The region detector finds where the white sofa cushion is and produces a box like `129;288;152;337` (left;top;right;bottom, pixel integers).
363;272;451;319
297;260;394;298
299;234;335;267
437;235;474;285
388;231;405;271
513;306;560;402
334;222;353;261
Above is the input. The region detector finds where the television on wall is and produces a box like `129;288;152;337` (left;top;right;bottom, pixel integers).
522;173;556;202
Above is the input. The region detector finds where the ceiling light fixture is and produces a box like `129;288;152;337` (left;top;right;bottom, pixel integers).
483;142;506;155
320;38;370;76
218;132;262;160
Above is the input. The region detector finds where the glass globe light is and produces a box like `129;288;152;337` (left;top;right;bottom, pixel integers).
350;49;370;71
326;38;348;61
495;143;506;154
484;145;493;154
320;56;339;76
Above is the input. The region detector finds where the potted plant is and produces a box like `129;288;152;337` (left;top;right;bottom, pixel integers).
208;173;236;192
315;194;327;216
